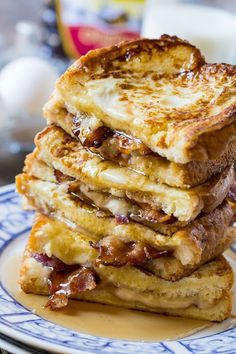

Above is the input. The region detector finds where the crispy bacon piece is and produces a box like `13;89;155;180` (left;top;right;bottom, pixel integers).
228;181;236;223
90;236;172;267
47;267;97;310
54;169;75;184
85;126;113;148
72;115;151;154
33;253;78;272
113;132;151;155
228;181;236;204
98;132;151;160
135;203;177;224
72;116;113;148
115;215;130;224
33;254;98;310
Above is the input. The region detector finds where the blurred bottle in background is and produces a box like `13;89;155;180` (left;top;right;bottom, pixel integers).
45;0;144;59
41;0;67;60
142;0;236;64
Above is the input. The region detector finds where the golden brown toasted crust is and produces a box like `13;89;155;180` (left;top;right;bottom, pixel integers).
15;173;234;269
47;35;236;163
19;248;50;295
45;102;236;188
149;226;235;281
58;35;205;83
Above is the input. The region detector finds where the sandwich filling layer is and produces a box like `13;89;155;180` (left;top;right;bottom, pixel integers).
20;220;233;320
15;184;234;280
29;125;235;222
45;102;236;188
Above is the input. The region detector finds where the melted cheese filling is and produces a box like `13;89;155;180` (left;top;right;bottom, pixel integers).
87;75;207;127
74;183;168;222
114;287;215;310
79;184;136;216
21;177;197;266
30;254;218;311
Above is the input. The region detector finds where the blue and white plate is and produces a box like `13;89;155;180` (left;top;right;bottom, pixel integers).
0;184;236;354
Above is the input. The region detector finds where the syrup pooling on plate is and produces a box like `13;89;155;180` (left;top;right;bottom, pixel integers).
2;252;211;341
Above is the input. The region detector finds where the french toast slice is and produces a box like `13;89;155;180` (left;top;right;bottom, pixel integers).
44;35;236;163
19;214;234;322
16;173;234;272
19;211;235;282
45;103;236;188
24;151;234;236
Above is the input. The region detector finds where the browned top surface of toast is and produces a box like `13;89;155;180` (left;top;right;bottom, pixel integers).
49;35;236;163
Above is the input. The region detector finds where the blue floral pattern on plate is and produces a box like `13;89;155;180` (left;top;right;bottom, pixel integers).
0;184;235;354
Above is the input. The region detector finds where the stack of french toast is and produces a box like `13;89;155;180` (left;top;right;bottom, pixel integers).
16;36;236;321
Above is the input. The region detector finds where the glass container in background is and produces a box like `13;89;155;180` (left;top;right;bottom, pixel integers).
142;0;236;64
41;0;67;60
53;0;144;59
0;19;59;185
0;21;41;69
0;19;58;151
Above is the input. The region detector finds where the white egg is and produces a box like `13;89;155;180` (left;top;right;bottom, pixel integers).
0;56;58;117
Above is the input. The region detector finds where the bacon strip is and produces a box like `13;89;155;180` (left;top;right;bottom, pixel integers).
72;115;151;155
33;253;78;272
68;183;176;225
228;181;236;223
134;203;177;224
228;181;236;204
72;116;113;148
33;254;98;309
113;132;151;155
90;236;172;267
54;169;75;184
115;215;130;224
47;267;97;310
